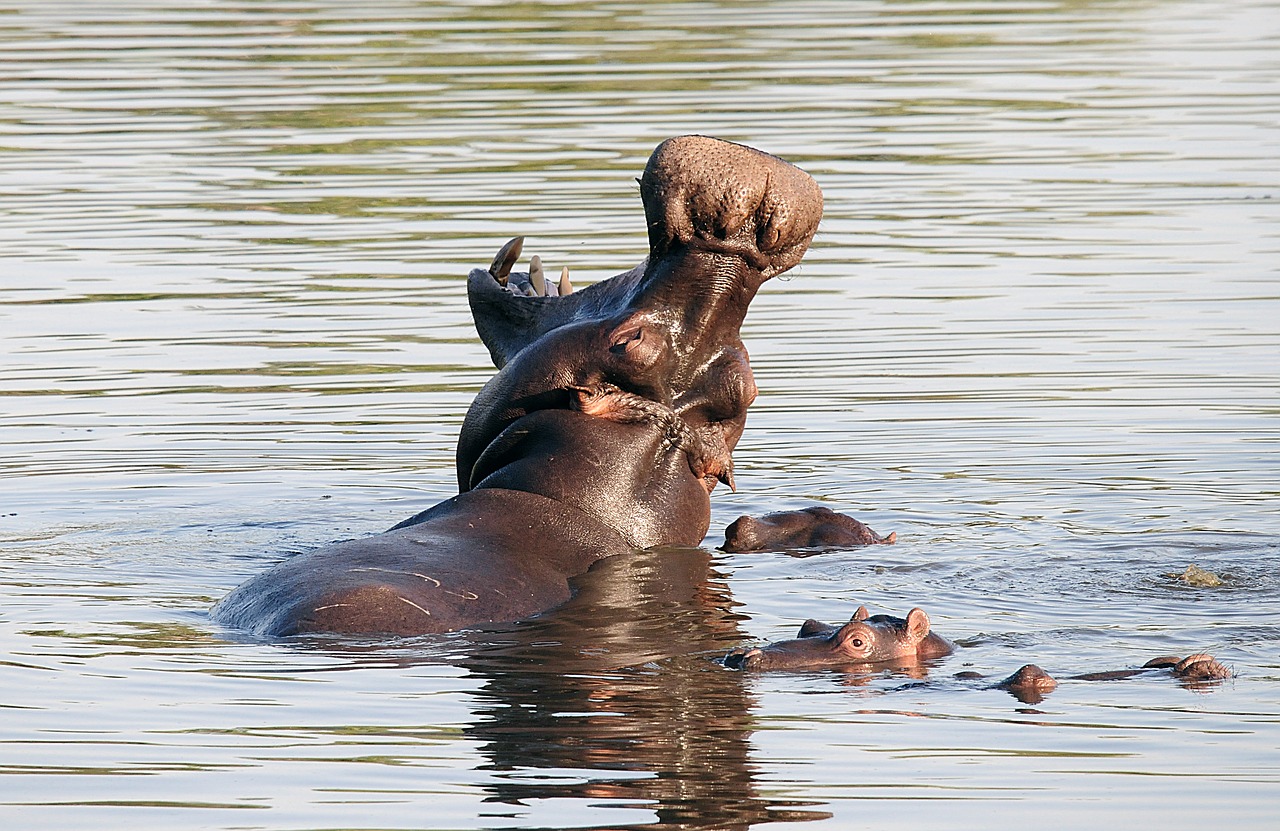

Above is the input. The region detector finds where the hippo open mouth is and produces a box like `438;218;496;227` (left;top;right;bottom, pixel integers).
450;135;824;548
460;237;738;496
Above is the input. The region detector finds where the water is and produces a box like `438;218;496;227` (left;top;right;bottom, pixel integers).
2;0;1278;827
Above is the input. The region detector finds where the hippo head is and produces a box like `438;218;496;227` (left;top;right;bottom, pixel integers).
723;506;897;552
726;606;955;671
455;137;823;549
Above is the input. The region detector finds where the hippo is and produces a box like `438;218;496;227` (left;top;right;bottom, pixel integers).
723;506;895;552
724;605;953;670
213;135;824;638
954;654;1232;704
725;605;1231;703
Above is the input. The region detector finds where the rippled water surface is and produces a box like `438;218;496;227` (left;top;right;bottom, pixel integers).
2;1;1278;828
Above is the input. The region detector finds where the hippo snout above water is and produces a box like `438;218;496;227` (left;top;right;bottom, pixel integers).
724;605;953;671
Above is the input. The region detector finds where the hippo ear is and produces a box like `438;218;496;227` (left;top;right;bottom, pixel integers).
851;605;870;622
798;618;838;639
905;608;931;644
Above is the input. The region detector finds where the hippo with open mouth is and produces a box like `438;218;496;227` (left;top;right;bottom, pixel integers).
214;136;823;637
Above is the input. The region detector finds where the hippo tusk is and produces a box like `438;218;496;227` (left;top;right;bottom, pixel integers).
718;462;736;493
559;266;573;296
489;236;523;287
529;255;546;296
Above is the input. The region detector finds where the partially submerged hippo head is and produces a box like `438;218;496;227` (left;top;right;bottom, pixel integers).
458;136;824;548
725;605;954;671
986;653;1232;704
723;506;895;553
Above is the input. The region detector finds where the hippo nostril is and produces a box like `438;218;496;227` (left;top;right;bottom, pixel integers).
758;219;782;251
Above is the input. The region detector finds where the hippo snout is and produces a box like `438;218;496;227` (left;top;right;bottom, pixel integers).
724;646;765;670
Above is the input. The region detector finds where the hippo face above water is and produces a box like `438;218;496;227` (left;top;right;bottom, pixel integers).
725;605;955;671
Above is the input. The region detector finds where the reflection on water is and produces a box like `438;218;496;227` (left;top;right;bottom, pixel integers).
461;548;828;828
2;0;1279;828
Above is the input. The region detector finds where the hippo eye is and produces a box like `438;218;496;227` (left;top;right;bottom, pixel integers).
610;326;644;354
760;222;781;251
850;638;864;648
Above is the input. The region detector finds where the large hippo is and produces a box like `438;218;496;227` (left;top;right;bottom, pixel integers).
214;135;823;638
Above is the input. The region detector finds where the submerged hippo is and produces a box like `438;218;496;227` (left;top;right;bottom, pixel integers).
214;136;824;637
723;507;895;552
961;654;1233;703
726;605;1231;702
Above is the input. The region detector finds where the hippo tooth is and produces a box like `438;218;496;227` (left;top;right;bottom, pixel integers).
529;255;546;296
559;266;573;296
489;236;524;287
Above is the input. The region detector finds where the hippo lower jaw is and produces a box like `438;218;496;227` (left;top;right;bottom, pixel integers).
470;382;737;497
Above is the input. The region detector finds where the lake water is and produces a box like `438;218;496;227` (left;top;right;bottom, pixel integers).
2;0;1278;828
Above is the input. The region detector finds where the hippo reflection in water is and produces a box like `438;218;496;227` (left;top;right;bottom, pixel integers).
215;135;825;637
725;604;1231;703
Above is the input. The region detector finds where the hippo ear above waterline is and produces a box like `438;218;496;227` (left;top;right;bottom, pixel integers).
851;605;870;622
798;618;830;638
905;608;931;644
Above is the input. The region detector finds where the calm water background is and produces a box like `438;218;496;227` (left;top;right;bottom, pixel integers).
2;0;1278;828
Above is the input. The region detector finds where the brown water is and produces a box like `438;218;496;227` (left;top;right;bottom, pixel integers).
2;1;1278;828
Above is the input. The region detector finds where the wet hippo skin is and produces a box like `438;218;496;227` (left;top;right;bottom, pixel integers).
213;136;824;637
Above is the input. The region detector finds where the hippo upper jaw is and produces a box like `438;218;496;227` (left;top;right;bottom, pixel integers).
639;135;822;283
460;406;719;550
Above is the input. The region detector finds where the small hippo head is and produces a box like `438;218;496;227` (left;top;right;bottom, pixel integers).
725;605;954;671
